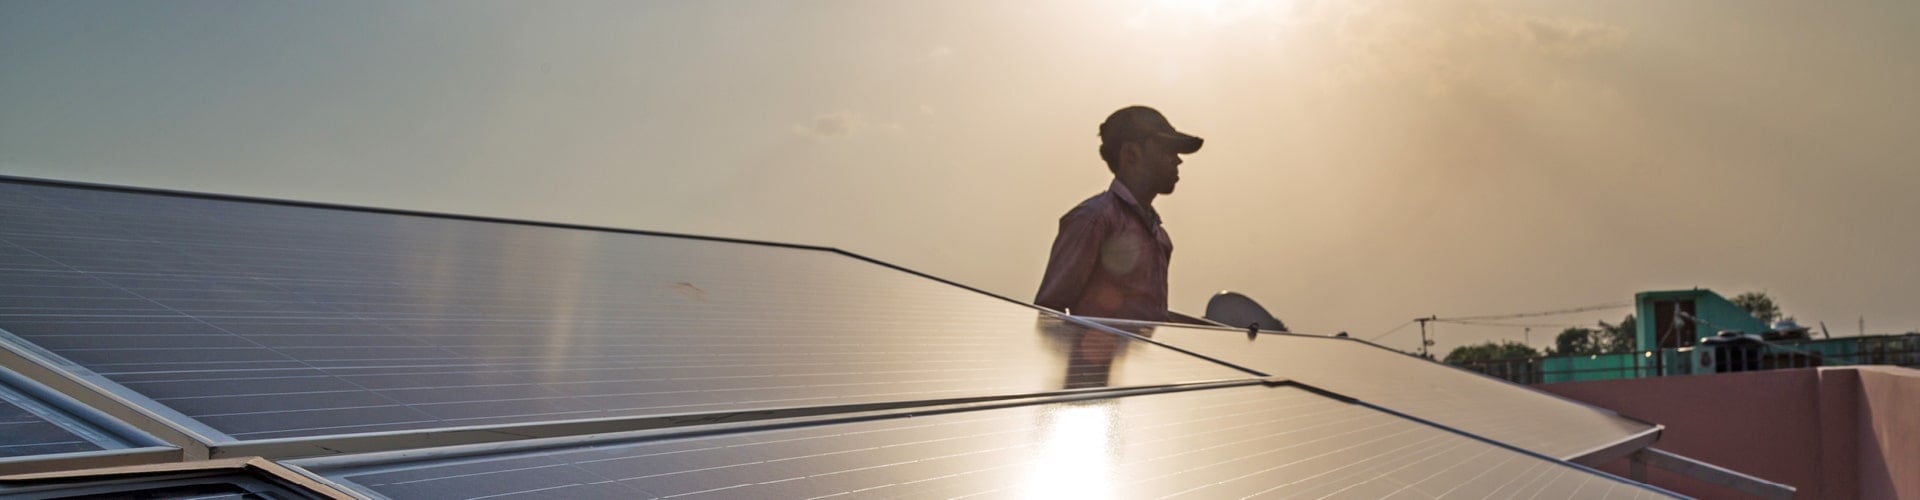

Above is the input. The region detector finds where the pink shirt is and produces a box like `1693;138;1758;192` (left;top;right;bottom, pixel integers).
1034;180;1173;321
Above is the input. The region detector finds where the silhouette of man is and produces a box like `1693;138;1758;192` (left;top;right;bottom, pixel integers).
1035;106;1203;321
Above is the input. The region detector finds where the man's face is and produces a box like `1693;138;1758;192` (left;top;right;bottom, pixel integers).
1135;138;1184;195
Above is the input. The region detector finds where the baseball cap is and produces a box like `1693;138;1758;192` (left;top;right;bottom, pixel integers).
1099;106;1204;156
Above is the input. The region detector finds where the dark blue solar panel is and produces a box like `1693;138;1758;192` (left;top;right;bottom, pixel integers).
0;179;1250;443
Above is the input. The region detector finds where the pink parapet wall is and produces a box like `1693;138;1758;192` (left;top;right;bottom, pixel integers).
1854;367;1920;500
1536;366;1920;500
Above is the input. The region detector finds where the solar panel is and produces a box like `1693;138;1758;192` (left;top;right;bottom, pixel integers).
0;377;100;459
297;385;1672;499
1096;322;1660;462
0;178;1251;454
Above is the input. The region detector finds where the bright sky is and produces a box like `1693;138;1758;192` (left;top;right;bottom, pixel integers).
4;0;1918;355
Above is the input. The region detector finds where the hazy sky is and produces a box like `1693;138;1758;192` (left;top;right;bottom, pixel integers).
5;0;1917;355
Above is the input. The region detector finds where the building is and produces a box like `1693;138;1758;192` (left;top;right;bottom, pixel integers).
1513;289;1920;384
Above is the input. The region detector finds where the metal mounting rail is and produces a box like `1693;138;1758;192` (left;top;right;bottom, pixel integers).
1631;447;1796;500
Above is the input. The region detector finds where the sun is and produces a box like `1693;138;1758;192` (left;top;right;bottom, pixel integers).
1141;0;1282;27
1156;0;1224;16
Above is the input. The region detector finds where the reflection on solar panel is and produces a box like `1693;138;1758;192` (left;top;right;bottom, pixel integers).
1100;323;1660;461
0;179;1248;451
302;386;1667;499
0;176;1681;496
0;376;100;459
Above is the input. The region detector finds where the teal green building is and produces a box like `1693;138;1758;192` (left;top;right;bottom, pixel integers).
1526;289;1919;383
1538;288;1772;383
1633;289;1772;350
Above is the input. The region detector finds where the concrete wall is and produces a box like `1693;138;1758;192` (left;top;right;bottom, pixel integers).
1697;293;1771;337
1537;367;1920;499
1855;367;1920;500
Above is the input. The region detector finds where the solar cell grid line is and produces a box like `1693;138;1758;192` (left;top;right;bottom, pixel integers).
0;177;1255;456
0;235;445;444
1091;322;1662;464
294;385;1674;499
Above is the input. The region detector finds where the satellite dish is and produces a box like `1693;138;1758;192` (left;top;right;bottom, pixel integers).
1205;291;1288;332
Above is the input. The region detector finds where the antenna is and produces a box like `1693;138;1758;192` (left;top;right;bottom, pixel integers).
1819;321;1831;340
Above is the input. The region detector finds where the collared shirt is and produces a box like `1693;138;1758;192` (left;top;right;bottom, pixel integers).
1034;179;1173;321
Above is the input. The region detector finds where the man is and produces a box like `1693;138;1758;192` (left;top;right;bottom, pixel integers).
1034;106;1203;321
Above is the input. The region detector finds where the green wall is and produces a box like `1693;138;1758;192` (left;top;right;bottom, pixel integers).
1541;352;1651;383
1634;289;1771;350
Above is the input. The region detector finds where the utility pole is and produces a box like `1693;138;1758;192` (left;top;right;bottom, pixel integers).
1416;316;1438;358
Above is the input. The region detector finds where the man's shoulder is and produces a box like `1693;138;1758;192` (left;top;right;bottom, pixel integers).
1062;189;1123;221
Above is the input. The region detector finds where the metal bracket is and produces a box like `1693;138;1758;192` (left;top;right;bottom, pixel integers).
1630;447;1796;500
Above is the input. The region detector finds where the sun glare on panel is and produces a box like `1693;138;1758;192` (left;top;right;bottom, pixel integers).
1022;404;1118;499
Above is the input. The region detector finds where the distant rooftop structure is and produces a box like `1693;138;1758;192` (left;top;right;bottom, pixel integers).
1455;288;1920;385
0;176;1769;497
1636;289;1773;351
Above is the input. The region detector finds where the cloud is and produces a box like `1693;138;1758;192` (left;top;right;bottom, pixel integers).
792;111;868;138
1513;16;1625;56
1317;1;1628;96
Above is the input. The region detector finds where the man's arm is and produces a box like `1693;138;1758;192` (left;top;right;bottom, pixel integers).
1034;208;1106;313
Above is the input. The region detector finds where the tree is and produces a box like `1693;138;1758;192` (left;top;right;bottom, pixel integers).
1552;327;1599;356
1596;314;1637;353
1445;340;1541;364
1731;291;1782;325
